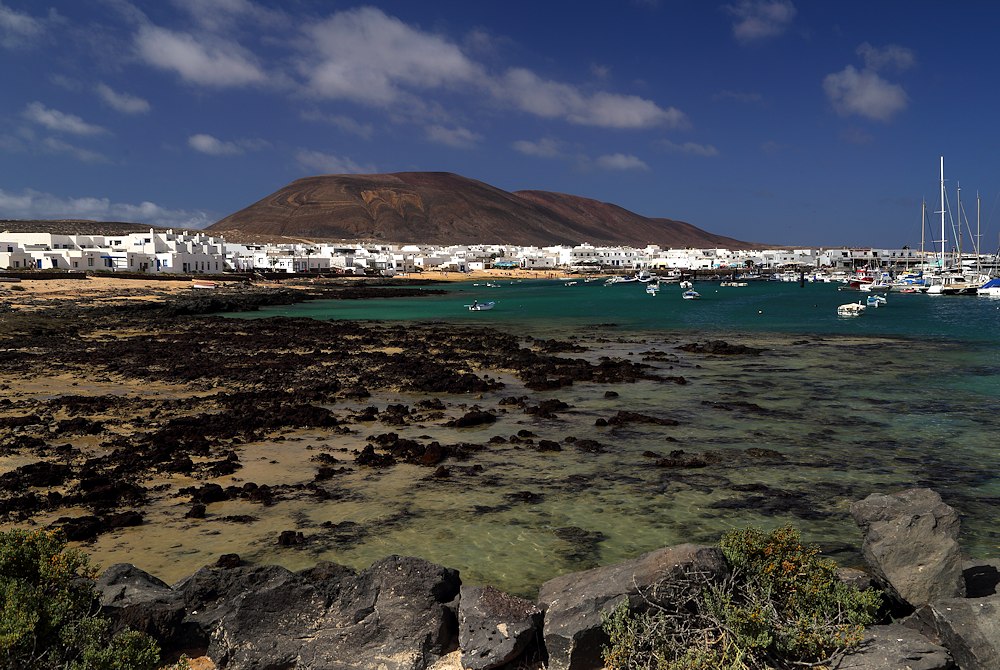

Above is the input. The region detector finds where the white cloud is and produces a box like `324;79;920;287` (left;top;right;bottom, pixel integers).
0;2;46;49
725;0;796;43
300;110;374;139
135;24;267;87
856;42;915;72
425;124;481;149
22;102;107;136
295;149;374;174
41;137;109;164
0;187;212;228
595;153;648;170
660;139;719;157
512;137;562;158
96;83;151;114
299;7;481;105
188;133;268;156
296;8;684;131
494;68;685;129
823;65;908;121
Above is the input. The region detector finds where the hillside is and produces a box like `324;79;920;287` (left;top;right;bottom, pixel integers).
209;172;764;248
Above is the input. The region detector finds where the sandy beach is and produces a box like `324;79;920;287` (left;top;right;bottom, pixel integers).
0;268;574;311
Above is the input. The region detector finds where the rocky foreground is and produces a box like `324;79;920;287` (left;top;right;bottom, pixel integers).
2;281;997;668
94;488;998;670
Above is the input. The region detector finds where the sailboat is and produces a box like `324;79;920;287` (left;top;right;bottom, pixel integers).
923;157;976;295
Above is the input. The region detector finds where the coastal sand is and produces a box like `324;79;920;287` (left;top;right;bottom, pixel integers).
0;268;572;310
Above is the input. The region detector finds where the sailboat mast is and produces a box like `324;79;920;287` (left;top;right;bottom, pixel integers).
957;181;963;266
976;192;982;274
939;156;946;268
920;199;926;261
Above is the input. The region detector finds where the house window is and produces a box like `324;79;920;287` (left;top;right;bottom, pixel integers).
88;258;94;267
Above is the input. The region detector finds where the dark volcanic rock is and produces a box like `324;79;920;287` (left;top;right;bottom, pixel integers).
446;410;497;428
97;564;188;648
836;623;953;670
851;488;965;607
203;555;461;670
459;585;543;670
677;340;765;355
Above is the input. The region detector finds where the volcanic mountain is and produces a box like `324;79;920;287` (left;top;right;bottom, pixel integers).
209;172;761;248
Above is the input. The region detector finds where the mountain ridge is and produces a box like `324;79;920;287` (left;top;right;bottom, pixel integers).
208;172;768;249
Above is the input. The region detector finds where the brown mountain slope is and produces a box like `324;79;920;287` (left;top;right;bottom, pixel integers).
209;172;763;248
513;190;762;249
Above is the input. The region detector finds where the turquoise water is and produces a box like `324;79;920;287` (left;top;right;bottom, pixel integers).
211;280;1000;594
242;279;1000;344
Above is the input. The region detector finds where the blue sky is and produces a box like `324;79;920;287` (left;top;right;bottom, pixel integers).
2;0;999;248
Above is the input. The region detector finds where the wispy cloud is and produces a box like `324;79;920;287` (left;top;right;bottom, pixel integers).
0;187;212;228
660;139;719;157
135;24;267;87
856;42;915;72
96;83;151;114
493;69;685;129
188;133;268;156
595;153;648;171
300;110;374;139
725;0;796;44
22;102;107;136
295;149;375;174
425;124;481;149
512;137;563;158
0;2;48;49
41;137;109;164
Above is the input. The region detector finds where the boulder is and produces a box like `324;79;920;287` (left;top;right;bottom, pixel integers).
173;564;300;645
850;488;965;607
206;555;461;670
458;585;543;670
833;623;953;670
907;594;1000;670
96;563;187;647
537;543;726;670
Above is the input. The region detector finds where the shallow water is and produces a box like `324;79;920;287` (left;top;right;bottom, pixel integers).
19;280;1000;597
193;281;1000;594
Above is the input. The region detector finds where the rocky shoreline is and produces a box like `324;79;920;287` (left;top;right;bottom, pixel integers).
3;281;998;668
93;488;997;670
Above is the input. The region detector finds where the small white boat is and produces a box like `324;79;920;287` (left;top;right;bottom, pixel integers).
465;300;495;311
681;289;700;300
837;301;865;316
645;283;659;295
978;278;1000;296
866;294;887;308
679;280;694;289
191;280;217;289
720;281;748;287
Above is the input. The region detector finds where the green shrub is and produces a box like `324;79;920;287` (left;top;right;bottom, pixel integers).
603;525;883;670
0;529;161;670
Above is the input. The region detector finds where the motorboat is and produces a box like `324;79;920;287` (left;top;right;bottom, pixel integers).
679;280;694;289
645;283;659;295
837;301;865;316
681;289;700;300
465;300;496;311
865;294;887;308
978;277;1000;296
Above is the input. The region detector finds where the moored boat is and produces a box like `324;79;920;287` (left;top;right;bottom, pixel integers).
837;301;865;316
681;289;700;300
465;300;496;311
